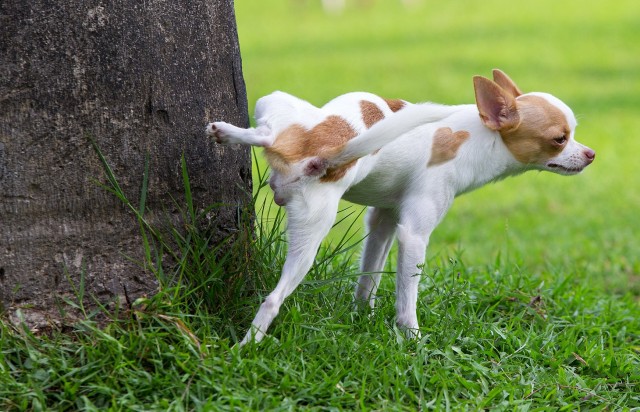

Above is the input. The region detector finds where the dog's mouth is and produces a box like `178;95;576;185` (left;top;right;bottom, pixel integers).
546;163;585;175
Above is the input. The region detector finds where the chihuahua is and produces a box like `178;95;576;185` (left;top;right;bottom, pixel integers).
206;69;595;345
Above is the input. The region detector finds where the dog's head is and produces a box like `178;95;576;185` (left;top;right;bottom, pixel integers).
474;69;595;175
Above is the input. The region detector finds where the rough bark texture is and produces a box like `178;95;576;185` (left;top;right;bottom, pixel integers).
0;0;251;323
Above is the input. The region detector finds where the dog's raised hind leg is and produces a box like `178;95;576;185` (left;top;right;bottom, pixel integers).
206;122;273;146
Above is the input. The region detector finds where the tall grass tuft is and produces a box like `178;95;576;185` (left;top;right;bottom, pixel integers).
87;140;286;339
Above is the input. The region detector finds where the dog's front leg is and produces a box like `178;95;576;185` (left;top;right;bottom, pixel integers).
395;197;452;338
395;223;428;337
240;192;341;346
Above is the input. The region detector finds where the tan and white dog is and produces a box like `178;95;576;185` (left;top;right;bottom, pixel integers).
206;69;595;345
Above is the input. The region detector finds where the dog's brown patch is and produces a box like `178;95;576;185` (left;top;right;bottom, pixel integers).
360;100;385;129
384;98;406;113
322;158;358;182
264;125;307;174
428;127;470;167
500;95;569;164
264;115;358;181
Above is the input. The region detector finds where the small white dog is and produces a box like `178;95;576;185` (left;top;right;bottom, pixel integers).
206;70;595;345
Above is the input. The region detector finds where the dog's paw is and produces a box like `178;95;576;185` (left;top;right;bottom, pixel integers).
393;323;422;344
205;121;232;144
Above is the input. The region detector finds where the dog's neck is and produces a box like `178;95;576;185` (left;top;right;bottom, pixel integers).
437;104;530;196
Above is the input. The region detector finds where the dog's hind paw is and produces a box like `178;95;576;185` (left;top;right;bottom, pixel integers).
205;122;231;144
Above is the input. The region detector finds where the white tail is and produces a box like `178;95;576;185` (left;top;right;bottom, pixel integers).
329;103;461;167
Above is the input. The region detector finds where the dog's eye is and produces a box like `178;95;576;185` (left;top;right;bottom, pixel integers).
553;135;567;145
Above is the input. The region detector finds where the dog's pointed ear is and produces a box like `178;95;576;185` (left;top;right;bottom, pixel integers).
492;69;523;97
473;75;521;132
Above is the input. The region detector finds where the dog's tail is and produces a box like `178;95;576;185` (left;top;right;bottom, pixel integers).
328;103;461;167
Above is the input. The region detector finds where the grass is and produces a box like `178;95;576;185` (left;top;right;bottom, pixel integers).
2;0;640;410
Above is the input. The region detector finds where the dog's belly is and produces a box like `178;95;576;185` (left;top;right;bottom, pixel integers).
342;171;406;208
342;188;401;208
342;135;430;207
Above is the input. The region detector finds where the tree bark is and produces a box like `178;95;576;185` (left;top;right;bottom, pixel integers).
0;0;251;322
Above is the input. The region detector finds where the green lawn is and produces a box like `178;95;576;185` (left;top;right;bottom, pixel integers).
2;1;639;410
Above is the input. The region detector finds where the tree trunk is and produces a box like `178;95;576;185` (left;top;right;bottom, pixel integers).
0;0;251;324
